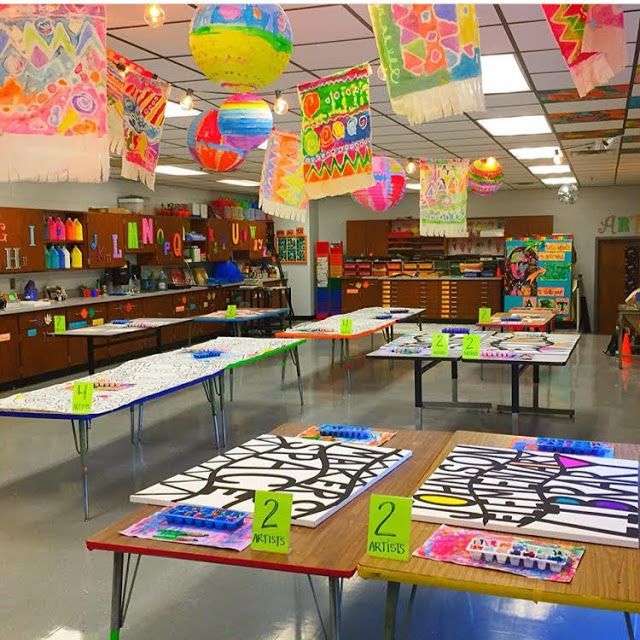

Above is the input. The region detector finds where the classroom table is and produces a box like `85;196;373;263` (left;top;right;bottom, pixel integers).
190;307;289;339
85;423;452;640
0;337;305;519
617;304;640;369
357;430;640;640
52;317;194;374
476;307;556;332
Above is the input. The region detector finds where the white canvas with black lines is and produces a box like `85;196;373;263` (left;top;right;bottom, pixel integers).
131;434;413;527
412;444;640;548
479;332;581;363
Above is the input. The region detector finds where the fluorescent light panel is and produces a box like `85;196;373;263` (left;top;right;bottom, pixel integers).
217;179;261;187
406;183;420;190
528;164;571;175
257;139;268;150
510;146;559;160
541;176;577;185
481;54;529;94
155;165;207;176
165;100;201;118
479;115;551;136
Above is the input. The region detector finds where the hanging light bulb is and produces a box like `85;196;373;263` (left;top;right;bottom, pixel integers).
485;156;497;169
553;148;563;165
179;89;195;111
377;64;387;82
405;158;417;176
273;90;289;115
144;3;165;28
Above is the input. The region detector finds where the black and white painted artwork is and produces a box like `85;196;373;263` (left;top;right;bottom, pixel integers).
131;434;413;527
412;444;640;548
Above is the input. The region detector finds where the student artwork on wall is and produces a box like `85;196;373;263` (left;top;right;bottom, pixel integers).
504;235;573;320
412;444;640;548
131;434;413;527
277;234;307;264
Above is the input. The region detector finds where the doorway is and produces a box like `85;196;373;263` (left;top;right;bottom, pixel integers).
596;237;640;334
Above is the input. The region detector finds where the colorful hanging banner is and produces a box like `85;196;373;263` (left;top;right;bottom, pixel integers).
0;4;109;183
259;129;309;222
419;159;469;237
543;5;626;98
297;64;374;199
121;71;169;190
369;4;484;125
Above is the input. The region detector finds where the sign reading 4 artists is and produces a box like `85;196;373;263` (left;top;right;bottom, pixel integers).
251;490;293;554
367;494;412;561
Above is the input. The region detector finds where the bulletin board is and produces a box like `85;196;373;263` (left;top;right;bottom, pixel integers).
277;235;307;264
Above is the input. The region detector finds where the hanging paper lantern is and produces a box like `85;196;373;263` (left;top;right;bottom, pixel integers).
468;157;504;195
218;93;274;151
189;4;293;92
187;109;246;172
351;155;407;211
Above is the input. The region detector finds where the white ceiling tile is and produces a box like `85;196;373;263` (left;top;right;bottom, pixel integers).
606;66;633;85
107;4;195;29
478;25;514;54
625;10;640;42
476;5;500;26
531;71;574;91
510;21;557;51
468;104;545;118
522;50;567;73
139;58;204;83
546;99;628;114
113;22;192;57
484;92;539;108
106;36;153;62
292;39;379;70
288;7;373;44
500;5;545;22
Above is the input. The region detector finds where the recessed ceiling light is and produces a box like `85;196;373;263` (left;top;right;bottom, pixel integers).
541;176;577;185
528;164;571;175
406;182;420;190
478;115;551;136
510;146;559;160
155;165;207;176
481;54;529;94
165;100;201;118
217;179;261;187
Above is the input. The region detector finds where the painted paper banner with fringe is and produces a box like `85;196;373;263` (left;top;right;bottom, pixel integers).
121;71;169;190
0;4;108;183
420;159;469;237
543;5;626;98
369;4;484;125
259;129;308;222
107;49;154;155
297;64;374;199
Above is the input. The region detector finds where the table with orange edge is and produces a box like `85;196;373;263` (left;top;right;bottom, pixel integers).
477;307;557;332
357;430;640;640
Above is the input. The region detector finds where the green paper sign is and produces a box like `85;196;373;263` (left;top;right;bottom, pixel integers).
72;381;94;414
226;304;237;318
367;494;412;561
340;317;353;334
431;332;449;357
53;315;66;334
462;334;481;359
251;490;292;554
478;307;492;323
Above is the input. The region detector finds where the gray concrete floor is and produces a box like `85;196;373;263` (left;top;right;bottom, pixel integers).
2;330;640;640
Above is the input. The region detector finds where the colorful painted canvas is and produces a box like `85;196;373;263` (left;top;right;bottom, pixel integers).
412;444;640;548
369;4;484;124
414;525;585;583
121;70;169;190
259;129;308;222
296;425;396;447
374;327;494;358
478;332;580;363
120;507;253;551
297;65;374;199
549;109;625;124
559;127;623;140
277;235;307;264
131;434;412;527
419;159;469;237
544;4;626;98
0;4;108;182
537;84;629;103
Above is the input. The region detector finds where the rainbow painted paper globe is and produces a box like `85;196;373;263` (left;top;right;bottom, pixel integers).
468;157;504;195
189;4;293;92
187;109;246;172
351;155;407;211
218;93;273;151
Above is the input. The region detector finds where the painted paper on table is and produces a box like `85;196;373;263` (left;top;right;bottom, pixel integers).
420;159;469;237
259;129;309;222
543;4;626;98
297;65;374;199
414;525;585;583
121;70;169;189
297;425;396;447
120;508;252;551
0;4;109;183
369;4;484;124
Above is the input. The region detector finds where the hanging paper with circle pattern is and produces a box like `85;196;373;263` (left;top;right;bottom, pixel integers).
351;155;407;211
0;4;109;183
297;64;374;199
187;109;246;172
369;4;484;125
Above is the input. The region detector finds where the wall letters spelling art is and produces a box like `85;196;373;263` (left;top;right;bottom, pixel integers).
131;434;412;527
412;444;640;548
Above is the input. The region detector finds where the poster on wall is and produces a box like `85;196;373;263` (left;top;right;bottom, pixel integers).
504;235;573;319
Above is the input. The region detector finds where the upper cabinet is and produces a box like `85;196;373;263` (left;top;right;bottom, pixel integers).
86;211;126;268
137;215;186;266
504;215;554;238
346;220;390;257
0;207;46;273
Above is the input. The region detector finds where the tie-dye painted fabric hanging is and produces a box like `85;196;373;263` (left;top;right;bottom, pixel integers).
369;4;484;125
121;71;169;190
107;49;153;155
544;5;626;98
259;129;308;222
297;64;374;199
0;4;108;182
419;159;469;237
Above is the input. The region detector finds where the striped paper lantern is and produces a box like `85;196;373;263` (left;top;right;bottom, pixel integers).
187;109;246;172
468;157;504;195
218;93;274;151
351;155;407;211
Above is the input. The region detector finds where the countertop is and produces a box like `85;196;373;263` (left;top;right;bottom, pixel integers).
340;276;502;281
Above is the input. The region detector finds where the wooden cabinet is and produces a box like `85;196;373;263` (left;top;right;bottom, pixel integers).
18;310;69;378
0;207;46;273
106;298;148;357
228;220;251;252
0;315;20;385
504;215;554;238
341;279;381;312
439;279;502;320
86;212;126;268
206;218;232;262
346;220;390;258
123;214;156;255
249;220;267;258
66;303;108;367
138;216;185;266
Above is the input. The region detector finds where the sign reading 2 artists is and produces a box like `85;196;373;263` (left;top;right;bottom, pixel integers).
367;494;412;561
251;490;293;554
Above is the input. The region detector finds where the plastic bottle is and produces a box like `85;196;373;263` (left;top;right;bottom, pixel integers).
73;218;83;241
65;218;75;241
71;245;83;269
55;245;65;269
44;246;51;269
157;269;168;291
55;217;66;240
47;217;56;241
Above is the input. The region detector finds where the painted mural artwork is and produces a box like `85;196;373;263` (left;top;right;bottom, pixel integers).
412;444;640;548
559;128;623;140
549;109;625;124
537;84;629;103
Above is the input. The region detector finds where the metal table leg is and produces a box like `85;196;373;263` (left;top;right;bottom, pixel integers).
72;418;91;520
625;612;635;640
290;346;304;406
414;359;423;431
511;362;521;435
328;576;342;640
331;339;335;366
281;351;287;390
202;378;221;448
214;372;227;449
229;368;234;402
344;340;352;394
129;406;136;444
384;581;401;640
109;552;142;640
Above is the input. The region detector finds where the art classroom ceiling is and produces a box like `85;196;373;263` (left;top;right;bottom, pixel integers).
106;3;640;192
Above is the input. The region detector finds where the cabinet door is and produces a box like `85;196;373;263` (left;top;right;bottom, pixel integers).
342;279;367;312
346;221;369;257
107;298;148;357
248;220;267;258
86;212;126;268
123;214;156;255
504;215;554;238
142;294;178;346
0;207;46;273
365;220;390;258
207;219;231;262
19;311;69;378
423;280;441;319
66;303;108;367
229;220;251;252
0;315;20;384
153;216;185;265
